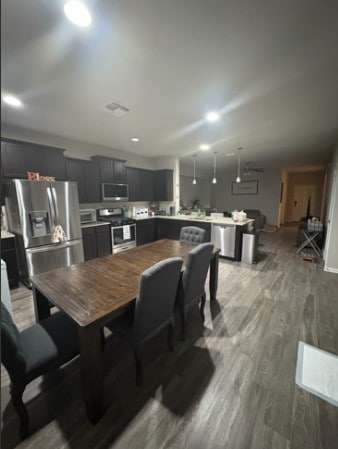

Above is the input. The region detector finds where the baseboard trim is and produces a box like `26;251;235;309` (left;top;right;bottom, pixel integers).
324;266;338;274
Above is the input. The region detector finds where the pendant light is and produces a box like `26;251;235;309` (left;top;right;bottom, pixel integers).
192;155;197;185
236;147;242;183
212;152;217;184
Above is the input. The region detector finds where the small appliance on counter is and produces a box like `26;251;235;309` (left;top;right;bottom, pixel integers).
97;208;136;254
80;209;97;224
149;201;160;215
132;207;149;219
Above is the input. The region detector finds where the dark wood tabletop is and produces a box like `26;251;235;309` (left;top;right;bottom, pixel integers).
31;239;219;424
31;239;217;327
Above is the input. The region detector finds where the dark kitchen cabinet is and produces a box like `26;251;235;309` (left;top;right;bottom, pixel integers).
140;169;154;201
1;139;66;180
1;236;19;288
126;167;154;201
81;224;111;261
155;218;179;240
154;170;173;201
126;167;141;201
95;224;111;257
83;161;101;203
65;158;100;203
65;158;86;203
136;219;155;245
154;218;211;242
91;156;127;184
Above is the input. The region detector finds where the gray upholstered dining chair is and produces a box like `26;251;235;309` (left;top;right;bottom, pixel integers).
105;257;183;387
0;303;79;439
175;242;214;341
179;226;206;244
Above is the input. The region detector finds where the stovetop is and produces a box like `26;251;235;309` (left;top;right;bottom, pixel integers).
98;217;136;227
97;207;135;227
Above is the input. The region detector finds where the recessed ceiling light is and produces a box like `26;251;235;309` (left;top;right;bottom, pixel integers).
2;95;22;107
131;138;140;142
64;1;92;27
199;144;210;151
206;111;220;122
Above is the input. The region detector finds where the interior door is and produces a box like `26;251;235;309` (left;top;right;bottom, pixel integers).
291;185;318;221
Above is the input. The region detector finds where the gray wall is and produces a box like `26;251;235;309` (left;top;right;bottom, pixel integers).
180;175;211;209
211;168;282;225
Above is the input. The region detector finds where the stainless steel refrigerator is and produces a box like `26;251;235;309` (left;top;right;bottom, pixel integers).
5;179;84;287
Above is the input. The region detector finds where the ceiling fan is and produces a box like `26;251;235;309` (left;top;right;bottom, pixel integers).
241;162;264;177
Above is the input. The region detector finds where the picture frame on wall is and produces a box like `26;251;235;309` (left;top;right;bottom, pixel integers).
231;180;258;195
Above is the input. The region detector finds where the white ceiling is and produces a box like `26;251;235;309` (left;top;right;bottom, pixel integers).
2;0;338;171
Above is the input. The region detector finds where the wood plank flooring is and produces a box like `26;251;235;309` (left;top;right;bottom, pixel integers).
1;226;338;449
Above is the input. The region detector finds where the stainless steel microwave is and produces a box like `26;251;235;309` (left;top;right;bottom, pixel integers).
102;183;129;201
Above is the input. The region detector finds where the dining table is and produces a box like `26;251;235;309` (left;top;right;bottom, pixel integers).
31;239;220;424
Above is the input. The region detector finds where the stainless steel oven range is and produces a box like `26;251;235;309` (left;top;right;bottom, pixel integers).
97;208;136;254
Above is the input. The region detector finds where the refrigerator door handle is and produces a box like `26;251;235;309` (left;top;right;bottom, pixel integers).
47;186;57;226
27;240;82;254
51;186;60;224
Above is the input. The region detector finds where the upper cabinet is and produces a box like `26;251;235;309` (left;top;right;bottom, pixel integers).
1;138;174;204
154;169;173;201
1;139;66;180
91;156;127;184
127;167;154;201
65;158;101;203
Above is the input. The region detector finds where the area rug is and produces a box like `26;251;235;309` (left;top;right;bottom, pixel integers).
296;341;338;407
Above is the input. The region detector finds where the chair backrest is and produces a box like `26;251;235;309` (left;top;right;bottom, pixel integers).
133;257;183;341
179;226;206;244
176;243;214;307
0;302;26;384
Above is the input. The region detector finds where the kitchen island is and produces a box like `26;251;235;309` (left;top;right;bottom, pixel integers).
136;215;254;261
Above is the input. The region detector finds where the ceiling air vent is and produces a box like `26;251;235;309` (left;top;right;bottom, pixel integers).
104;102;130;117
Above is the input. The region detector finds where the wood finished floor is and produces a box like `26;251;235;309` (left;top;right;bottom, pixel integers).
1;226;338;449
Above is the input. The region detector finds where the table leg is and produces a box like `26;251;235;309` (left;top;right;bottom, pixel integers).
78;324;103;424
32;287;51;322
209;251;219;301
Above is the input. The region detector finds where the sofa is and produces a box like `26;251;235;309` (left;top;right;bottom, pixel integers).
243;209;266;230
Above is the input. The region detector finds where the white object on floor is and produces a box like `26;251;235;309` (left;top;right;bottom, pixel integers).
296;341;338;407
1;259;13;317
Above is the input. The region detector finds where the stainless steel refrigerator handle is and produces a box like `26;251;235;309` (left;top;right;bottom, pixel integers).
26;240;81;253
51;186;60;224
47;186;57;225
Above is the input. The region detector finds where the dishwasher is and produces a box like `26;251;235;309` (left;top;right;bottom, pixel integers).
211;223;236;258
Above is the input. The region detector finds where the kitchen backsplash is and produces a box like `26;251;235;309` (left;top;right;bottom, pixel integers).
80;201;174;216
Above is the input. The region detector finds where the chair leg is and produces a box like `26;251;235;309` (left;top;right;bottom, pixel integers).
100;327;106;354
200;292;206;322
10;383;29;439
180;307;186;342
167;318;175;351
133;345;143;387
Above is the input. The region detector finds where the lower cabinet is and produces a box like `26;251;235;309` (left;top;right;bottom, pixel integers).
81;225;111;261
1;237;19;288
155;219;211;242
136;219;155;246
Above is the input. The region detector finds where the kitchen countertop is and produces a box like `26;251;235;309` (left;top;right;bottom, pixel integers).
1;230;15;239
136;215;254;226
81;221;111;229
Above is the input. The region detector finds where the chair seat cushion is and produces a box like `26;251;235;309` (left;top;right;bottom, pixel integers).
20;312;79;381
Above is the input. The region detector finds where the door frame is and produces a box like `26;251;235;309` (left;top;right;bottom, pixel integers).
324;167;338;272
